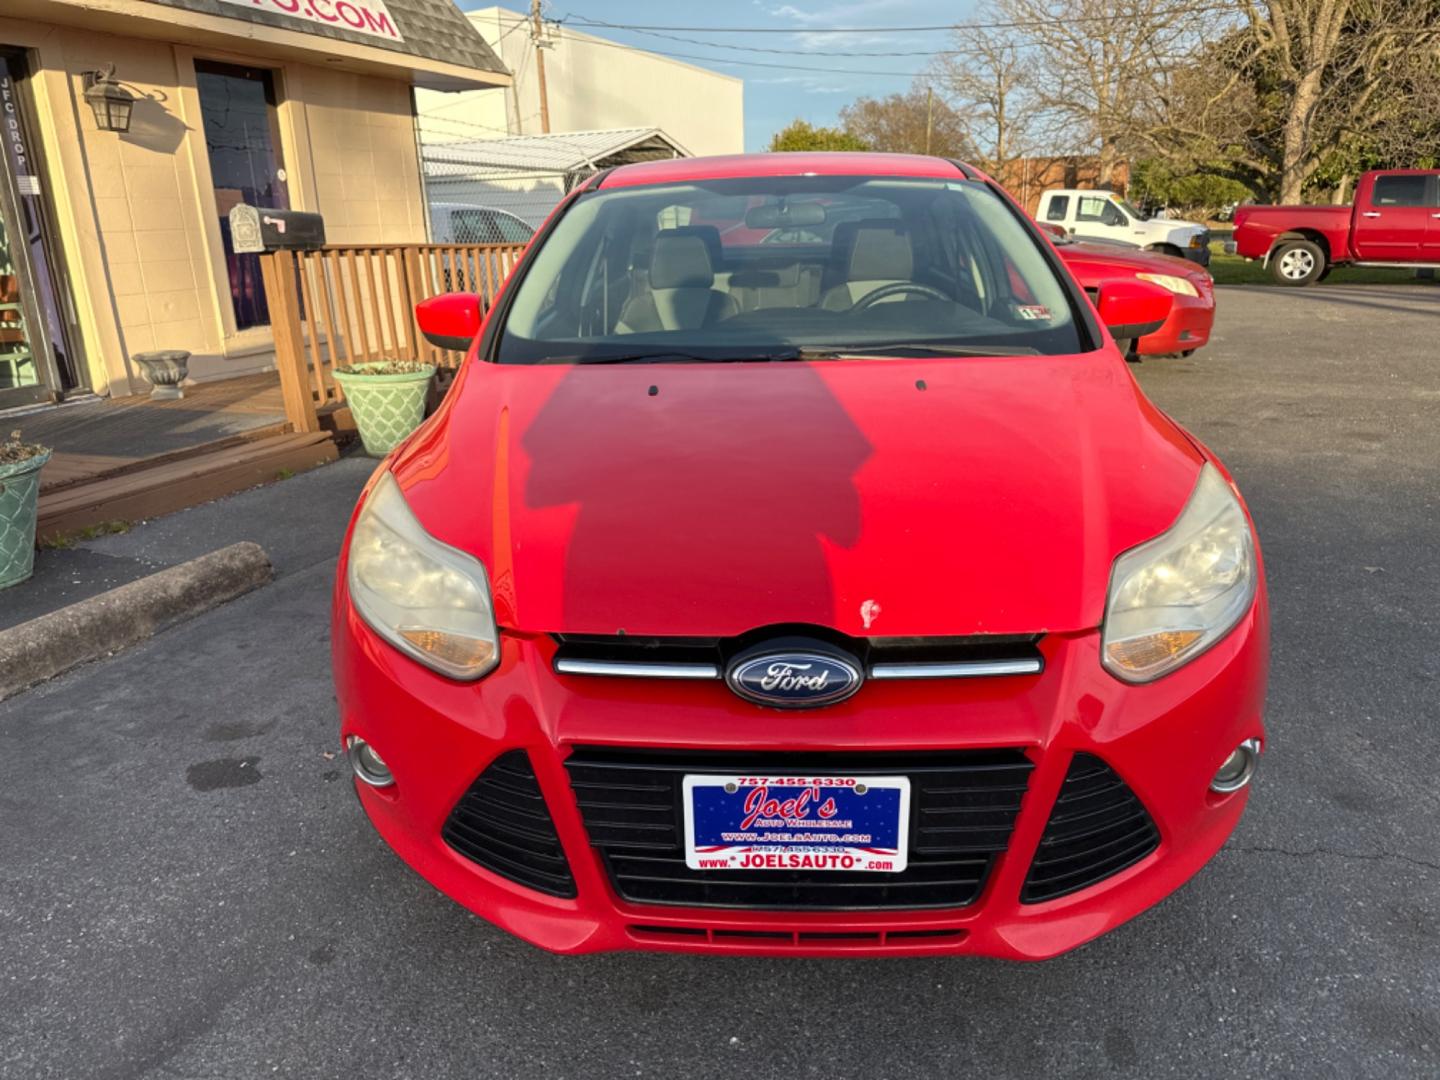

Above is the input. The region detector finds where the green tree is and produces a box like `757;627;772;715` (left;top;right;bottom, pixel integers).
767;120;869;153
1129;159;1253;218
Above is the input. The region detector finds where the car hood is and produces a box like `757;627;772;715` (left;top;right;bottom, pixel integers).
1059;242;1209;282
390;355;1204;639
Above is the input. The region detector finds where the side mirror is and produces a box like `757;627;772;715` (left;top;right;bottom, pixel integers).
1095;278;1172;341
1037;221;1067;240
416;293;484;352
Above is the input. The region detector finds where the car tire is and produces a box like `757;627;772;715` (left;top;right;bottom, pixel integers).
1181;349;1197;357
1270;240;1326;286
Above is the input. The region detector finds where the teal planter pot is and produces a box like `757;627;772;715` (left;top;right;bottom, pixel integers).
332;363;437;457
0;448;51;590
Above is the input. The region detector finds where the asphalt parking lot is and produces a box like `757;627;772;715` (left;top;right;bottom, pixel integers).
3;283;1439;1079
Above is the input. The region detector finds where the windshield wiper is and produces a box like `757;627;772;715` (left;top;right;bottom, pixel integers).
794;343;1040;359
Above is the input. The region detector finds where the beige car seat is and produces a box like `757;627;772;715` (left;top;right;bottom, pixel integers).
820;222;917;310
617;227;739;332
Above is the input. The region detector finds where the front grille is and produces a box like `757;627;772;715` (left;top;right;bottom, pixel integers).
552;631;1043;677
1022;753;1159;903
565;748;1034;910
442;750;576;898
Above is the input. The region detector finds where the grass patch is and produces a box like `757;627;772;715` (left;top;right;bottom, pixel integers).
1208;244;1436;287
38;520;132;550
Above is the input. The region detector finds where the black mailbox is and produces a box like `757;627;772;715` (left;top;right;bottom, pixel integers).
229;205;326;253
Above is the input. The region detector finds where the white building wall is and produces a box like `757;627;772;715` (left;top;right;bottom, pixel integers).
416;6;744;156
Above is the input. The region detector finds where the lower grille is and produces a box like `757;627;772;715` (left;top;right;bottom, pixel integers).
1022;753;1159;903
565;748;1033;910
627;924;968;949
442;750;576;898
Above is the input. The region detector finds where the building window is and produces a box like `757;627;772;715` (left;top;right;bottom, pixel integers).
195;61;291;331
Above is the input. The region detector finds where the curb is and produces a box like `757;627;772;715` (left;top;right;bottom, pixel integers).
0;541;274;702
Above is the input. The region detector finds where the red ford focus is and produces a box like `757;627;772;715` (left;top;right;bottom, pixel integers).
332;153;1269;959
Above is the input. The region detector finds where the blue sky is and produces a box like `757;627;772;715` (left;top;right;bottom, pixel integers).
462;1;977;150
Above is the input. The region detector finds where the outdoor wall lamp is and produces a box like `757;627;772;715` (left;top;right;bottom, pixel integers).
82;64;136;134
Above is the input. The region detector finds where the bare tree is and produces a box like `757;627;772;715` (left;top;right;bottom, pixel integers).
839;87;972;158
1243;0;1440;202
931;25;1042;175
948;0;1221;185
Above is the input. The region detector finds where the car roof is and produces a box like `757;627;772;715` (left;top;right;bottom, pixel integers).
598;152;974;189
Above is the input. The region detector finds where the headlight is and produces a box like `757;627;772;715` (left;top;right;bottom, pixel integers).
1135;272;1199;297
1102;464;1257;682
346;471;500;680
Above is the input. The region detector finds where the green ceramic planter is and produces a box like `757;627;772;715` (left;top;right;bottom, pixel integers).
0;448;51;590
332;363;436;457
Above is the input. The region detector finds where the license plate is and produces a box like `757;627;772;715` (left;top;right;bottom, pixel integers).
683;774;910;873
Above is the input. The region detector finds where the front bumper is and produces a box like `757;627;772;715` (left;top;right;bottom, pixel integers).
1138;288;1215;356
333;587;1268;960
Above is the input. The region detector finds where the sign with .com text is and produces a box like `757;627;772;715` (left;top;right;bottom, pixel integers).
215;0;405;43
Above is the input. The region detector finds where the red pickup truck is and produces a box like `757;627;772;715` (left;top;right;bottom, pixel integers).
1232;169;1440;285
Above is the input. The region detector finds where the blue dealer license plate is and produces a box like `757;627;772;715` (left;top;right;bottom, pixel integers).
683;774;910;873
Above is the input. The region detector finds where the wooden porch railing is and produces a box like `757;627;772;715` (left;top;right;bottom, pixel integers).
258;242;527;434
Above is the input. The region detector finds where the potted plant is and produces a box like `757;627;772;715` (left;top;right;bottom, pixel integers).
0;430;52;590
331;360;437;457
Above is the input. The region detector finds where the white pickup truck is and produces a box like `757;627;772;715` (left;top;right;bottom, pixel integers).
1036;189;1211;266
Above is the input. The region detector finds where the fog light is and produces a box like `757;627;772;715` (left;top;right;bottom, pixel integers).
1210;738;1261;793
347;736;394;787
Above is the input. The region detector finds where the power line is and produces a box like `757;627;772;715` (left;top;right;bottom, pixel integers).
550;33;930;76
550;26;1210;75
560;7;1239;36
564;23;956;58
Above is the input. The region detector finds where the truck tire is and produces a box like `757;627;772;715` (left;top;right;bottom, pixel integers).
1270;240;1326;286
1147;243;1184;259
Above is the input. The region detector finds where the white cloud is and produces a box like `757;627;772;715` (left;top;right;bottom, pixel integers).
754;0;940;52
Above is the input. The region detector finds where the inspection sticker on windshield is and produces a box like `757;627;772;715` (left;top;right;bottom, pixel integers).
683;775;909;872
1013;304;1053;321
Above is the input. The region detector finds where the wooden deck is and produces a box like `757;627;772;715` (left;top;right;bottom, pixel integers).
1;372;341;541
10;373;291;491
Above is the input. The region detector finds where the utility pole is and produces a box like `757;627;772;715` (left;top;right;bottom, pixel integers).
924;85;934;155
531;0;551;134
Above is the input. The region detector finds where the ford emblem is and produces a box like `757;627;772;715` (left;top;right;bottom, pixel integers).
725;641;863;709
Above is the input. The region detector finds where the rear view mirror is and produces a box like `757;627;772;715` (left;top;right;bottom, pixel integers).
1037;222;1067;240
416;293;484;352
1095;278;1172;341
744;201;826;229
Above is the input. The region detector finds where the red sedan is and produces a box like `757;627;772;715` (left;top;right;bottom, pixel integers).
332;153;1268;960
1044;225;1217;356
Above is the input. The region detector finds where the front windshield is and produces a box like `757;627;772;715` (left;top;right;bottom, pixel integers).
1113;197;1146;221
498;175;1084;364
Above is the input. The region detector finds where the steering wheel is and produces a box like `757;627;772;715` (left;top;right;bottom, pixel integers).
853;282;950;310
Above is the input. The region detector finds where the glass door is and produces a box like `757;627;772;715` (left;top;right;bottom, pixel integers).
194;61;291;331
1;48;79;409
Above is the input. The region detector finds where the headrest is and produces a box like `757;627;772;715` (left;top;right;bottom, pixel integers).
650;230;716;289
847;223;914;281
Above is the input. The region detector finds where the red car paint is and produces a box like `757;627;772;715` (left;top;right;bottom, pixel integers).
333;153;1268;959
1056;241;1216;356
1233;169;1440;274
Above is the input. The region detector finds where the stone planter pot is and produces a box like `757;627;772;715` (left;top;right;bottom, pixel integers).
331;363;437;457
0;448;51;590
132;350;191;400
